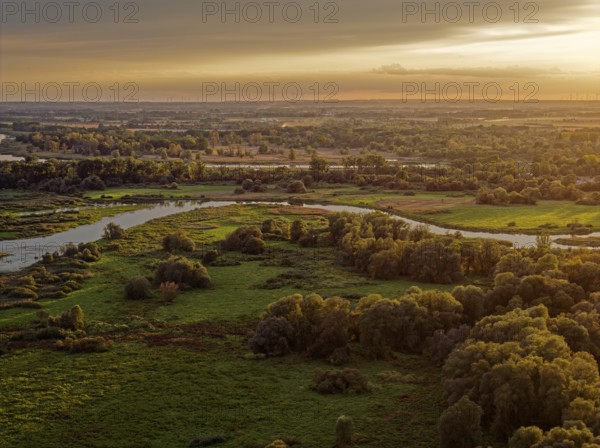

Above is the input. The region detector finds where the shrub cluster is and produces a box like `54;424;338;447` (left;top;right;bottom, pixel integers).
56;336;112;353
155;256;211;288
163;230;195;252
222;226;266;254
261;219;291;240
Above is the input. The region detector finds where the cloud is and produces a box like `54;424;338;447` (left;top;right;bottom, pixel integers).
1;0;598;98
372;64;566;78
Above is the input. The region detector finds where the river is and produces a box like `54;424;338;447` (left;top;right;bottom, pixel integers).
0;134;24;162
0;200;593;273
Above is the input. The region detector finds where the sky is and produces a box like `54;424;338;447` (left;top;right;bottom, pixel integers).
1;0;599;101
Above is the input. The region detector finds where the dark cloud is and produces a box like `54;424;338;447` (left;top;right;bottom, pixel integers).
1;0;596;62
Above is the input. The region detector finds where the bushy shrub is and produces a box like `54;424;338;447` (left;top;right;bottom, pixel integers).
103;222;126;240
125;277;152;300
222;226;265;254
163;230;195;252
56;336;112;353
311;369;370;395
298;233;318;248
287;180;307;194
251;180;267;192
261;219;291;240
35;326;70;340
58;305;85;331
63;280;82;292
79;248;98;262
62;242;101;262
202;249;219;265
290;220;308;242
241;178;254;190
81;175;105;191
243;236;266;255
6;287;38;300
63;243;79;257
155;256;211;288
249;317;294;356
160;281;179;303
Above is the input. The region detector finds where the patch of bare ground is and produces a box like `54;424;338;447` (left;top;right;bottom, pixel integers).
377;196;473;213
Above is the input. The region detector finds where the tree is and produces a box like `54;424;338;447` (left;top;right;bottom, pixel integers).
452;285;484;324
509;426;543;448
310;154;330;180
81;175;105;191
438;396;483;448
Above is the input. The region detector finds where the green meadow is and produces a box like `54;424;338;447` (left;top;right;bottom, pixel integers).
1;204;447;448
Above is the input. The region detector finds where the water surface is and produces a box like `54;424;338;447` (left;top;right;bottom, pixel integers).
0;200;593;273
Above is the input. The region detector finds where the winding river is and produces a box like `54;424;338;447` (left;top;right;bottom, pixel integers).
0;200;594;273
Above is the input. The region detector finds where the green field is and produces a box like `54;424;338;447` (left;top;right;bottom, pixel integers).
0;342;443;448
411;200;600;234
0;204;448;447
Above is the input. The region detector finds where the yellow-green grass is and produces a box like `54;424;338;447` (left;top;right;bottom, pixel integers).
411;201;600;234
0;342;443;448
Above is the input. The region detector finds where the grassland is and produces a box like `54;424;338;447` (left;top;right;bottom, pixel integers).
5;180;597;243
408;200;600;235
0;203;448;447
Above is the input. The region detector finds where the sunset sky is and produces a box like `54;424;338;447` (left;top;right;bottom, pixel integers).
1;0;599;101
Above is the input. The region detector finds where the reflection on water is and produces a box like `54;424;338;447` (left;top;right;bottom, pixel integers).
0;200;595;273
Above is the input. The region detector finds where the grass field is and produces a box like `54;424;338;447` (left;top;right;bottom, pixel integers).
0;342;443;448
410;200;600;234
0;203;448;447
